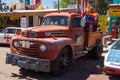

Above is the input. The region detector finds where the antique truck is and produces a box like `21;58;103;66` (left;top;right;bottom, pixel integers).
6;12;103;75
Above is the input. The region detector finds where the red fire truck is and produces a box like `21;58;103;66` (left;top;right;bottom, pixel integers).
6;12;103;75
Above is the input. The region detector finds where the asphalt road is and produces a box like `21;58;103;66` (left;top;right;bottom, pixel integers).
0;46;120;80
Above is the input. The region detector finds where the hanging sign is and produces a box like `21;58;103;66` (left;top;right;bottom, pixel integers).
109;8;120;17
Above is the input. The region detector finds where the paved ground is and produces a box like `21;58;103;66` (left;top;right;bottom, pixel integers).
0;46;120;80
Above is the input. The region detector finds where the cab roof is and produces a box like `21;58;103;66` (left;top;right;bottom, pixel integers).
44;12;81;18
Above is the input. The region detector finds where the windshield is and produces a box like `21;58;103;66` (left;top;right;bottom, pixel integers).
42;16;69;26
111;40;120;50
1;28;16;34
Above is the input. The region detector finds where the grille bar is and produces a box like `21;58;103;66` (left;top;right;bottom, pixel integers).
18;40;39;57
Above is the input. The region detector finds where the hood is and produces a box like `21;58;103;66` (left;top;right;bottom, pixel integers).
22;26;69;38
31;26;69;32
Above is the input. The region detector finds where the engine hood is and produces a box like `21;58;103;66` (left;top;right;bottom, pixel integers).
31;26;69;32
22;26;70;38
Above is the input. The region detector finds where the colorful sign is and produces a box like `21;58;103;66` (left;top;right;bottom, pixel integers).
25;0;41;10
109;8;120;17
30;0;35;5
74;35;82;46
98;15;108;32
10;16;19;20
25;0;30;7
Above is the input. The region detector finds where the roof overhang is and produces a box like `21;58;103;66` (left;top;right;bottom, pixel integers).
108;4;120;8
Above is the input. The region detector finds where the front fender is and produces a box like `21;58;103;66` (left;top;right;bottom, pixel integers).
40;38;74;61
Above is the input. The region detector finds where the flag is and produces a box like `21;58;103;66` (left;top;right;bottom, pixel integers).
80;0;84;17
80;0;89;17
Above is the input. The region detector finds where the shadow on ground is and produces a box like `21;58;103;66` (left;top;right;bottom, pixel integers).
10;56;120;80
0;44;10;48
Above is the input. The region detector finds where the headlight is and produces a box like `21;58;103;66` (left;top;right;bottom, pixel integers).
13;40;19;48
40;44;46;52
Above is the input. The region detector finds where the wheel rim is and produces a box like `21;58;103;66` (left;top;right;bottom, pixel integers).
59;51;69;73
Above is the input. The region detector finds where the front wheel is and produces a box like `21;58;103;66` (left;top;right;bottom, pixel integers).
51;47;69;75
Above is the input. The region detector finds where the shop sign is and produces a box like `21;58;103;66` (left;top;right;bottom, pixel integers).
109;8;120;17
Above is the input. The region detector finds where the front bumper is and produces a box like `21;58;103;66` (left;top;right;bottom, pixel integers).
6;53;50;72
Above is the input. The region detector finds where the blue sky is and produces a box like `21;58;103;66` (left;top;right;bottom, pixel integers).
2;0;59;9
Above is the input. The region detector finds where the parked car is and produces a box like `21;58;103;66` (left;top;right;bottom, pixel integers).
0;27;24;45
104;39;120;75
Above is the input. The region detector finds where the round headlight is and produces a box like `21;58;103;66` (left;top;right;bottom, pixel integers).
13;41;19;48
40;44;46;52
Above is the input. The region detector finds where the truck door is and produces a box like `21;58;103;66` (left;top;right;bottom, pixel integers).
71;16;85;55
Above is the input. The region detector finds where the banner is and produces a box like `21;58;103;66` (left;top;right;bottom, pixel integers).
30;0;35;5
98;15;108;32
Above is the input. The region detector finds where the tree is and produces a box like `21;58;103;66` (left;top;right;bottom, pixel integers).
53;0;76;8
53;2;58;9
60;0;76;8
53;0;112;15
19;0;24;3
0;0;1;10
89;0;112;15
0;3;9;12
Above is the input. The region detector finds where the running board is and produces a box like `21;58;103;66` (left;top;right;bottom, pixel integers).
74;51;85;58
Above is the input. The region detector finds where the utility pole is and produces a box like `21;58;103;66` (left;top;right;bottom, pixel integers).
76;0;80;13
58;0;60;12
0;0;1;11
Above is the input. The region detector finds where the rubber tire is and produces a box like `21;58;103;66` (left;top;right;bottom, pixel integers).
87;41;103;59
92;41;103;59
51;47;69;75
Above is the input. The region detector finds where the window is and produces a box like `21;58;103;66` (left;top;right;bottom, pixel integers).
5;16;20;27
2;29;16;34
38;16;43;26
29;16;33;27
42;16;69;26
112;40;120;50
16;29;21;33
72;17;81;28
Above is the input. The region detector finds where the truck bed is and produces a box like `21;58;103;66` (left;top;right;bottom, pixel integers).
84;32;102;48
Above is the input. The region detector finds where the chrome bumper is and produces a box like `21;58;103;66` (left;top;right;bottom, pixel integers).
6;53;50;72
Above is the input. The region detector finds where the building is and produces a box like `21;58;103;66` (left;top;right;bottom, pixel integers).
0;8;76;29
8;2;25;10
25;0;42;10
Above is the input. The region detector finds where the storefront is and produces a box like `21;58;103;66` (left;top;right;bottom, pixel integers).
0;8;76;29
0;11;44;29
108;4;120;38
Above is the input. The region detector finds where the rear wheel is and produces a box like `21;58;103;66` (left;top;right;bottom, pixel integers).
88;41;103;59
92;41;103;59
51;47;69;75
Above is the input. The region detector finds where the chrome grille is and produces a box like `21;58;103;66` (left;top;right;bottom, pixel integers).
18;41;39;57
